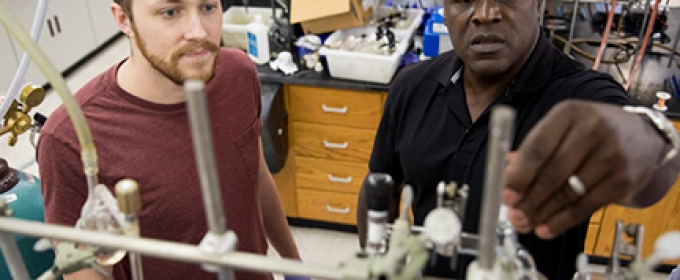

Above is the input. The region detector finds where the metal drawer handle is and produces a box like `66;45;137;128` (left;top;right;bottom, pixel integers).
326;205;351;214
327;174;353;183
323;140;348;149
321;104;348;114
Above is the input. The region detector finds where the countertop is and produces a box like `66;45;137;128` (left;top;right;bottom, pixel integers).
628;90;680;120
258;65;680;120
257;65;390;93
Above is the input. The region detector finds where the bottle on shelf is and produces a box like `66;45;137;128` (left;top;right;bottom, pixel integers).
246;14;271;65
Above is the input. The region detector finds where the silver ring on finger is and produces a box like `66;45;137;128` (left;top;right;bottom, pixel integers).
568;175;586;197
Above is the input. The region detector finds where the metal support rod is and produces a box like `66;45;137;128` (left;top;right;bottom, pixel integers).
184;80;232;280
565;0;580;55
478;106;516;270
668;24;680;67
634;225;644;262
0;217;361;279
608;221;623;274
117;179;145;280
539;0;548;27
0;199;31;280
185;80;227;234
0;232;31;280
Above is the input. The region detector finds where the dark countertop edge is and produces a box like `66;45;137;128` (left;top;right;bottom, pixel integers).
257;67;391;93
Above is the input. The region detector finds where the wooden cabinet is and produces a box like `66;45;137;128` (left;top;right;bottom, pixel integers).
584;121;680;265
272;85;385;225
0;25;18;91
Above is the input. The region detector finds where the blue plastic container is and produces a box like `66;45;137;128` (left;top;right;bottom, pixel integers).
422;7;453;57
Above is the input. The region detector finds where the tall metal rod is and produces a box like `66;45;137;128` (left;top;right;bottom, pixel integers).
668;21;680;67
478;106;516;270
0;232;30;280
608;221;624;274
0;200;30;280
184;80;232;280
185;80;227;235
116;179;145;280
539;0;548;27
0;218;359;279
565;0;581;55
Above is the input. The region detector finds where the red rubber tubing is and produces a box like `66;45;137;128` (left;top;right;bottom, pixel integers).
624;0;662;91
593;0;618;70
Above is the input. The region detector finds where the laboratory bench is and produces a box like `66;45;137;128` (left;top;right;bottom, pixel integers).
258;65;680;269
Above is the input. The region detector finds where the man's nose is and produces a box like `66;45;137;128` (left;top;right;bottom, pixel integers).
471;0;502;24
184;11;208;40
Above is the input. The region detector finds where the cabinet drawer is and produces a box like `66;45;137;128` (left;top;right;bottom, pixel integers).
289;85;383;129
293;122;375;163
297;189;358;225
296;156;368;194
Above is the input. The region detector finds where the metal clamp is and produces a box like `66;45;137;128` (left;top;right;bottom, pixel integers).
198;231;239;272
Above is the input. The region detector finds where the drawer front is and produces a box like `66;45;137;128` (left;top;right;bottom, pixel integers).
293;122;375;163
296;156;368;194
297;189;358;225
289;85;383;129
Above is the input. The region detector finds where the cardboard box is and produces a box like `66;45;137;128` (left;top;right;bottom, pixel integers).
290;0;372;34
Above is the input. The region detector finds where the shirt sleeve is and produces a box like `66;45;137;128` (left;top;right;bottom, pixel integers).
36;131;89;227
571;72;631;106
369;86;404;184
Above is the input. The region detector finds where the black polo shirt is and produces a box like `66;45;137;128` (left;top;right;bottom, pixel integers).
369;33;630;280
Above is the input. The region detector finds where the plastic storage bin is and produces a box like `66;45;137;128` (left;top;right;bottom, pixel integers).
319;8;423;84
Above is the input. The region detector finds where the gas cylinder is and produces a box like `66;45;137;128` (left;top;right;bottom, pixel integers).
0;159;55;279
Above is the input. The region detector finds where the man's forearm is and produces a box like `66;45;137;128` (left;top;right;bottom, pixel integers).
259;177;300;259
257;140;300;259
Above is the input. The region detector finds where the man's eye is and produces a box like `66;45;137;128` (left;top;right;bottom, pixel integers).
162;9;179;17
203;4;217;13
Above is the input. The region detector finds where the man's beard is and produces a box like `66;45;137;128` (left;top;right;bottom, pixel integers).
131;24;219;85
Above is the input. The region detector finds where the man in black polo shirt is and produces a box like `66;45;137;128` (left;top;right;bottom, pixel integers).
357;0;680;279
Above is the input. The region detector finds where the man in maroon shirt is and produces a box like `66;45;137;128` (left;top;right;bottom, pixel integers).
37;0;302;279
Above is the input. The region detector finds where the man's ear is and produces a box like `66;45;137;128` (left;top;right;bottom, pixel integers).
111;3;133;36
